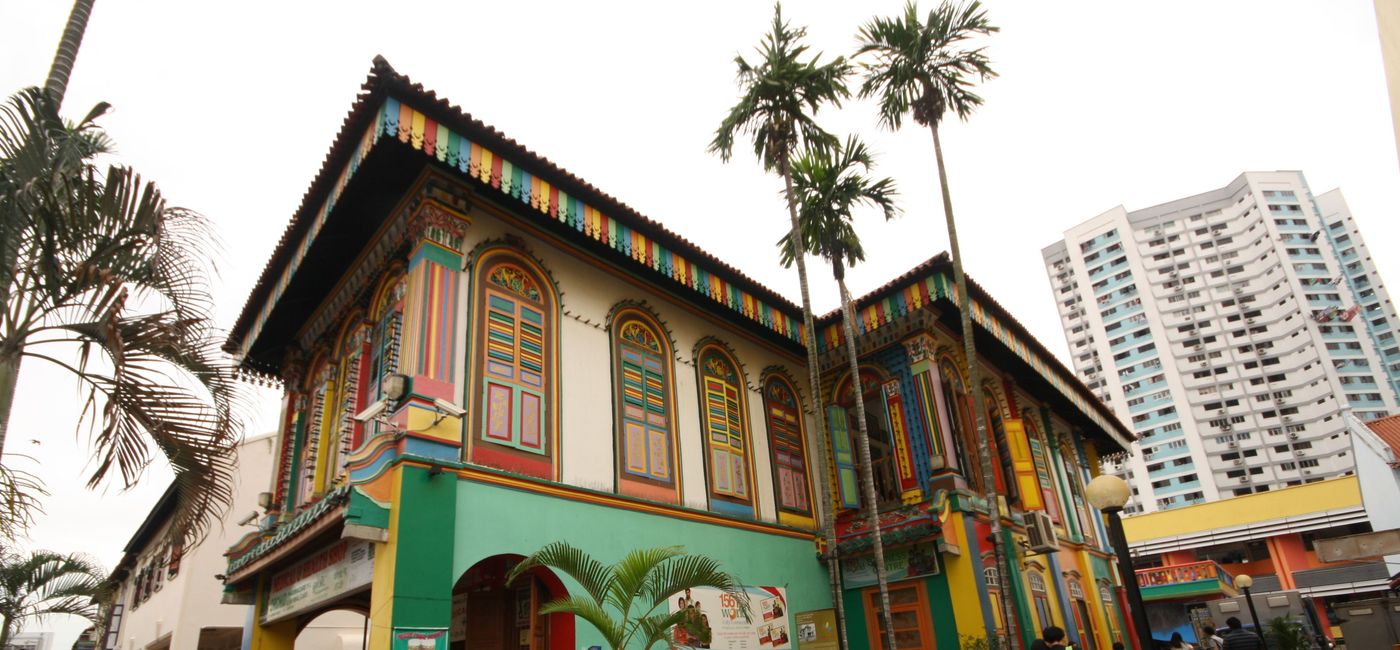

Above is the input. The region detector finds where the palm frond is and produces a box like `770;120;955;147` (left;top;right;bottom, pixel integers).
779;136;900;273
855;0;998;129
1;86;247;550
642;553;747;617
635;609;706;650
508;542;614;606
0;550;105;643
538;594;625;649
606;546;684;615
709;3;851;171
0;458;46;541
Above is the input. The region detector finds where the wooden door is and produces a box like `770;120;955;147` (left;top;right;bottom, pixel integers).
863;582;934;650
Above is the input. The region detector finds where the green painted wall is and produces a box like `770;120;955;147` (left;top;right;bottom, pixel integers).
451;480;832;648
842;588;869;650
392;465;459;628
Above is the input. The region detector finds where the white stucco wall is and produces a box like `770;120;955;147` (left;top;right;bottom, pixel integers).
111;435;364;650
452;202;818;525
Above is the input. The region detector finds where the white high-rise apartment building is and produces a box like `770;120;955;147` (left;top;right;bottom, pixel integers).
1042;171;1400;513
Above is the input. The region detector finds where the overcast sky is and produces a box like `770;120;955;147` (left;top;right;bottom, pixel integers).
3;1;1397;646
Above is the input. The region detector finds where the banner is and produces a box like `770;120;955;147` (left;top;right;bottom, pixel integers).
263;539;375;623
669;586;792;650
841;543;939;590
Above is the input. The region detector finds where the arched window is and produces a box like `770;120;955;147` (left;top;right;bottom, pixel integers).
613;311;677;501
697;344;753;515
763;374;811;516
1029;570;1053;631
984;386;1019;503
982;559;1007;636
833;368;895;508
471;254;557;479
331;317;371;485
1100;582;1123;644
938;358;980;490
299;357;335;506
367;271;406;433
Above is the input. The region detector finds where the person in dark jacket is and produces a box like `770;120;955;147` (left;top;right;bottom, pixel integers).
1220;617;1264;650
1030;626;1072;650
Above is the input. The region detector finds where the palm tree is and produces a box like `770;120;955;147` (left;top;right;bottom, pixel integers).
781;136;899;650
709;6;854;646
505;542;749;650
44;0;97;107
0;550;106;647
0;87;244;546
854;1;1014;646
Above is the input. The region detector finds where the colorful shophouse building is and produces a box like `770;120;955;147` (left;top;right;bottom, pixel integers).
222;59;1136;650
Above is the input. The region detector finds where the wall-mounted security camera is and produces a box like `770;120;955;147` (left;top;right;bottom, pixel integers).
354;399;389;423
433;398;467;418
237;511;260;527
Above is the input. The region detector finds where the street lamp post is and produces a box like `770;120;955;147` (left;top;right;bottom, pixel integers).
1086;475;1153;650
1232;574;1267;647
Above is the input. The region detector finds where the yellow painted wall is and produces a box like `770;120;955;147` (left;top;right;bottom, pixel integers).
367;466;403;649
1123;476;1361;543
942;511;988;638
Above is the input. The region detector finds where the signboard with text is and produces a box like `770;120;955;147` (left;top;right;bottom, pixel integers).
841;543;939;590
263;539;375;623
793;610;838;650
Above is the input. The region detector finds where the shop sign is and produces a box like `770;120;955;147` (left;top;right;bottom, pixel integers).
841;542;939;590
263;539;375;623
669;586;792;650
793;609;838;650
392;627;447;649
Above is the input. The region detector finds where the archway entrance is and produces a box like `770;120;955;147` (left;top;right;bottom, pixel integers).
296;608;367;650
451;555;574;650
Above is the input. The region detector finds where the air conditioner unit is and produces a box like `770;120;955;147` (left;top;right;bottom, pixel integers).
1194;345;1204;351
1302;470;1312;475
1228;442;1239;448
1241;476;1252;483
1246;318;1256;324
1283;416;1293;423
1025;510;1059;553
1295;450;1307;457
1288;433;1299;440
1233;460;1244;466
1275;398;1285;405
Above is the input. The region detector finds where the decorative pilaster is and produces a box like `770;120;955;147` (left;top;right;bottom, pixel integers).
904;334;952;475
390;199;471;461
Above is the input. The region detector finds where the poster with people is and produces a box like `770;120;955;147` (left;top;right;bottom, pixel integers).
668;586;792;650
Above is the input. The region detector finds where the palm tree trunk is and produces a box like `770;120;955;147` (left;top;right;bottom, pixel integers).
930;123;1022;649
835;263;897;650
0;350;20;459
44;0;96;107
779;157;851;650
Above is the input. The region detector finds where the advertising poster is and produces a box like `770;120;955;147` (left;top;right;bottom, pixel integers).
841;543;939;590
793;610;838;650
669;586;791;650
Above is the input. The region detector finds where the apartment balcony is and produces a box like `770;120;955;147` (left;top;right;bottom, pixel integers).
1136;561;1240;602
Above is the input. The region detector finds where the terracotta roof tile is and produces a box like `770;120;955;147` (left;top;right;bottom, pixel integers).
1365;413;1400;460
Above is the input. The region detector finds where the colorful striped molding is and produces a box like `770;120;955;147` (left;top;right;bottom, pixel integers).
237;97;805;360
